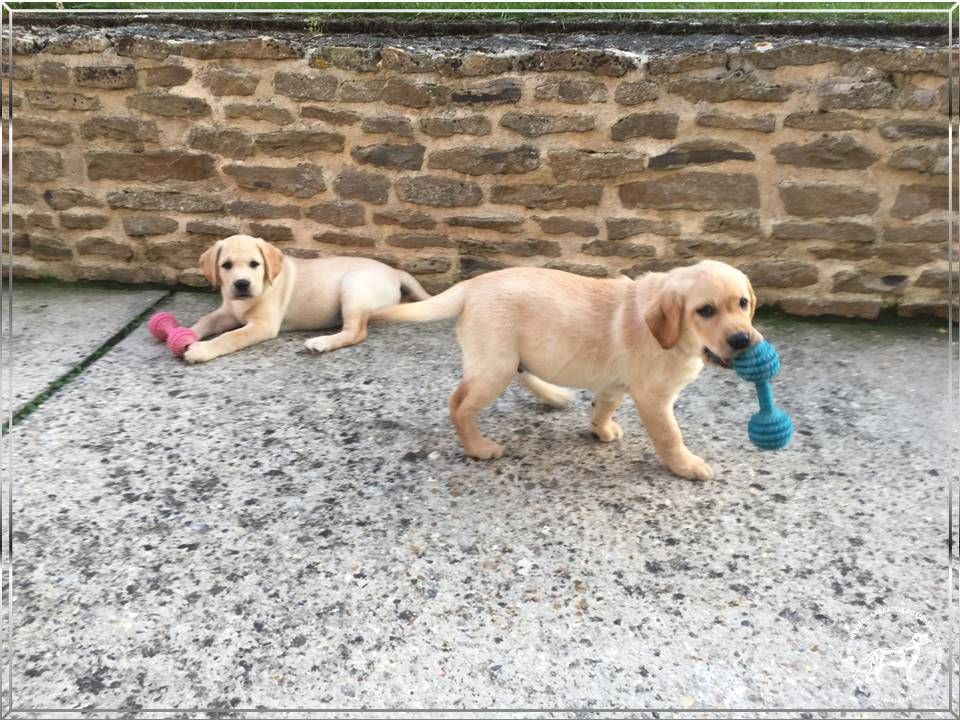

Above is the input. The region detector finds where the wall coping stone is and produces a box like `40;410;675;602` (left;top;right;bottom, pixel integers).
11;21;948;70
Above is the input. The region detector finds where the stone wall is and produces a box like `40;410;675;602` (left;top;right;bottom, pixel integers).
1;21;955;319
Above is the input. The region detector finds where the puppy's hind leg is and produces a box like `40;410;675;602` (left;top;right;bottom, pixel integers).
304;310;368;353
450;361;516;460
517;370;573;409
305;273;382;354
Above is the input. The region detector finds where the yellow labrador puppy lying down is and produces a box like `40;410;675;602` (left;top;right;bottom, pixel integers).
372;260;759;481
183;234;429;364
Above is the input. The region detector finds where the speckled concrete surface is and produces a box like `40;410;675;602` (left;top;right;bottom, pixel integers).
5;289;957;715
0;282;166;418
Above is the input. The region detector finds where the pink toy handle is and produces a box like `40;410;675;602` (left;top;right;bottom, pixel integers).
148;312;179;342
148;312;198;358
166;327;199;358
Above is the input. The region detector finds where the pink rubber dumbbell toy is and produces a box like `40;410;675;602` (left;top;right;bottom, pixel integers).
147;312;198;358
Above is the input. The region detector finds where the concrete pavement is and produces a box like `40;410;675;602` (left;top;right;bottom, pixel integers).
0;282;166;420
2;283;957;714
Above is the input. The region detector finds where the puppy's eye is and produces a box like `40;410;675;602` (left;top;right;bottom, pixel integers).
740;297;750;310
250;261;260;269
696;304;716;319
221;261;233;270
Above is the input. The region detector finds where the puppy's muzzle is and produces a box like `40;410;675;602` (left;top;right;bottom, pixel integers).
233;279;251;298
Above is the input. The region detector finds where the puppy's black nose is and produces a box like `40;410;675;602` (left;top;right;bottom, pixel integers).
727;332;751;351
234;279;250;292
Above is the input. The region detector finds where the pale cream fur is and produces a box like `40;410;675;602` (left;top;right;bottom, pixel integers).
184;234;429;364
371;260;759;481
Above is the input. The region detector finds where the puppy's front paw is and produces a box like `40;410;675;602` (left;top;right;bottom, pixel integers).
183;341;216;364
304;337;331;353
592;420;624;443
464;439;505;460
667;453;714;481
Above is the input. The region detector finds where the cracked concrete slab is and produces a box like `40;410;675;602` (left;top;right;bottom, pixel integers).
6;288;956;713
0;281;167;420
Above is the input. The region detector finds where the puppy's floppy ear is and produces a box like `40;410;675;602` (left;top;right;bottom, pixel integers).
199;240;223;288
747;279;758;320
258;238;285;285
645;286;684;350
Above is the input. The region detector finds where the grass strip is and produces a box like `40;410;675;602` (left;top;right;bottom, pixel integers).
8;2;953;24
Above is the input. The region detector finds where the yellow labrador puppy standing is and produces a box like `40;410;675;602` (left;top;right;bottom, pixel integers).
372;260;759;481
183;234;429;364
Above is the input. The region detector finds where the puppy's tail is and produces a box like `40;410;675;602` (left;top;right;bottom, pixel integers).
397;270;431;302
373;283;466;323
517;371;574;409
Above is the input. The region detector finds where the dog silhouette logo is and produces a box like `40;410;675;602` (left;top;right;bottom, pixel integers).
844;606;945;702
857;632;933;685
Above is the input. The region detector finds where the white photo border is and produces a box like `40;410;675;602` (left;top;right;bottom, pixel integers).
0;1;957;717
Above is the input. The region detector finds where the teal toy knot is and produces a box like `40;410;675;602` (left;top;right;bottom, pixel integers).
732;340;793;451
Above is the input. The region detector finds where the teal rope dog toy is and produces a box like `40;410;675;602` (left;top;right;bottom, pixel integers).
732;340;793;450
